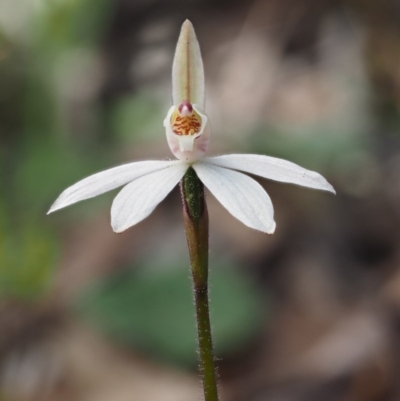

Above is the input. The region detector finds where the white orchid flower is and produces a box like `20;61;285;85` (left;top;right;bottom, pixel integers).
48;20;335;234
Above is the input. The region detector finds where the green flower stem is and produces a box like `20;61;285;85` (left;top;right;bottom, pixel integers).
181;167;219;401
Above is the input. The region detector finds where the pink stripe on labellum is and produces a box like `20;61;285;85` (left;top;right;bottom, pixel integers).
170;101;202;136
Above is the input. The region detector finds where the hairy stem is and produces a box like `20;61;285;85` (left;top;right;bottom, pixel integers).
181;167;219;401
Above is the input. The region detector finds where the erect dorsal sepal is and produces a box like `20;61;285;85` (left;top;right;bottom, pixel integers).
172;20;205;108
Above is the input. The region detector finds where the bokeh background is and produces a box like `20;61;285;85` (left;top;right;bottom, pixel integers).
1;0;400;400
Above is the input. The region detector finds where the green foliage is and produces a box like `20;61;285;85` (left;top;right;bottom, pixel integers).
111;93;165;143
77;260;266;367
249;123;371;170
35;0;113;49
0;209;58;300
0;0;117;303
14;137;106;217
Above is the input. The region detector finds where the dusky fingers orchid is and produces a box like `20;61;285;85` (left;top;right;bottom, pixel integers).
48;20;335;401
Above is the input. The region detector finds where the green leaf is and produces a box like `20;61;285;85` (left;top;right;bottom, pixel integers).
0;216;58;301
77;260;267;367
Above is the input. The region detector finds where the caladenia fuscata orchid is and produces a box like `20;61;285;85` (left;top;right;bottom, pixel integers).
48;20;335;401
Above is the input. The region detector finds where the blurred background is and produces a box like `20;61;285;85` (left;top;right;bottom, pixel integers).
1;0;400;400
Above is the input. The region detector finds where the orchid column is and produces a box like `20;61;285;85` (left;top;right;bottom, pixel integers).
168;21;219;401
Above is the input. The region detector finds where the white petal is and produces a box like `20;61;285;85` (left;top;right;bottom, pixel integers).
193;163;276;234
204;154;335;194
111;163;188;233
172;20;205;107
48;160;179;214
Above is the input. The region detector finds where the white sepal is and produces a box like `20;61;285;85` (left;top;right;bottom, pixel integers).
47;160;179;214
172;20;205;107
193;162;276;234
111;162;188;233
204;154;335;193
